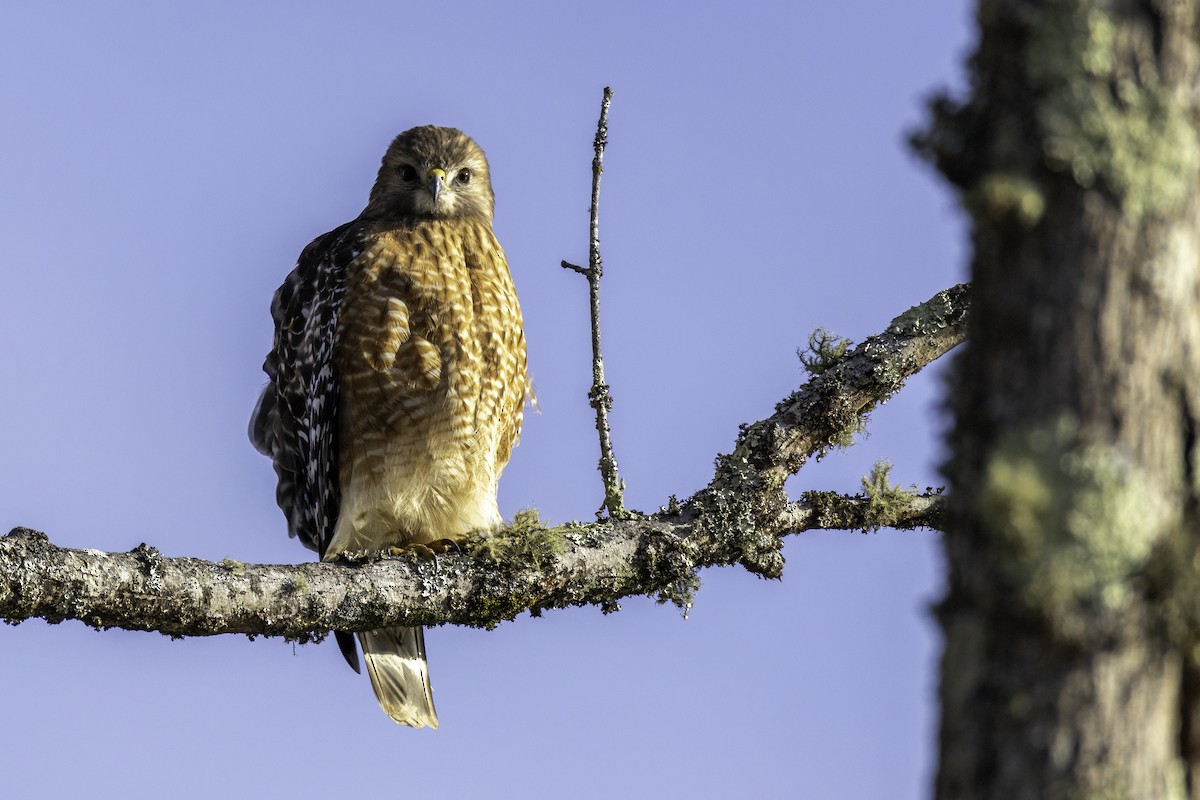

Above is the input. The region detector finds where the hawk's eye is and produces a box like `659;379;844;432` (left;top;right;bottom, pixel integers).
398;164;418;182
456;168;471;185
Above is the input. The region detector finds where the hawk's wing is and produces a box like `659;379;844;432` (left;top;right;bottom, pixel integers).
250;220;366;558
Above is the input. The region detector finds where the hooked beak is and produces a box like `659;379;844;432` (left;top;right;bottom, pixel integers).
426;167;446;204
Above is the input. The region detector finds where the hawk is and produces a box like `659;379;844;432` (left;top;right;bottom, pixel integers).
250;126;529;728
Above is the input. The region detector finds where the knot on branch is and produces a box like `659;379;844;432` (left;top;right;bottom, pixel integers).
131;542;165;591
588;383;613;412
686;483;787;580
5;527;50;544
635;523;702;615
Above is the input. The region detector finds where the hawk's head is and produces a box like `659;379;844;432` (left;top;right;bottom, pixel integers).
367;126;495;221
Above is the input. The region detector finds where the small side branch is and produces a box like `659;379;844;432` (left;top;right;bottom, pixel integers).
716;283;971;491
562;86;629;520
784;490;943;533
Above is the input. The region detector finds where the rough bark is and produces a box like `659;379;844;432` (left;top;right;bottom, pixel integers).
0;284;967;640
918;1;1200;796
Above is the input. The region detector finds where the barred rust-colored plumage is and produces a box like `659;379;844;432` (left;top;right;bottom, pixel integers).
250;127;529;728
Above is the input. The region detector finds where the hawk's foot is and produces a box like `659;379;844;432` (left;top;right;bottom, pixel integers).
388;538;460;564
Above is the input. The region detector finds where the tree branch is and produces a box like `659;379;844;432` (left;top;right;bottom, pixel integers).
561;86;629;520
0;490;942;639
0;282;969;639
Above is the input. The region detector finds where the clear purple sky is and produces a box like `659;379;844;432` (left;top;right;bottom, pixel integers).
1;3;971;797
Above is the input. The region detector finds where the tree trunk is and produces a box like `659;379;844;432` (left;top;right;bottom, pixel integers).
919;1;1200;796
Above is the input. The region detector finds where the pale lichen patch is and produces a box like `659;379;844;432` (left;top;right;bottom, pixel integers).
860;460;918;532
1027;2;1200;217
968;172;1046;225
978;416;1164;640
799;328;853;377
471;508;566;569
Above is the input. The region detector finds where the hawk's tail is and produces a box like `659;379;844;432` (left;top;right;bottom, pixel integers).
359;625;439;728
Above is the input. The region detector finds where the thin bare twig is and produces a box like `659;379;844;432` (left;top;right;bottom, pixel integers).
562;86;629;520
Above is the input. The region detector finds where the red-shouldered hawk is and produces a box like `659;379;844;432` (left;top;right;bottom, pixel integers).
250;126;529;728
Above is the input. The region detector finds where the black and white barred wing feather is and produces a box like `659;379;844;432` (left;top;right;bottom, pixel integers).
250;221;362;558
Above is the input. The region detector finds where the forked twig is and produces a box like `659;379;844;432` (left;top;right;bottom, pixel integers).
562;86;630;520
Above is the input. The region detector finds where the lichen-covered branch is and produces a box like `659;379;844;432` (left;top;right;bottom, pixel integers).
0;283;968;639
0;489;942;639
680;283;969;577
726;282;969;490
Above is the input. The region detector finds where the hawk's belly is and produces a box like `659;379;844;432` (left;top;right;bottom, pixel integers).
326;403;502;558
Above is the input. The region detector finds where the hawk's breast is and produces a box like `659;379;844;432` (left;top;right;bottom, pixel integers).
326;218;527;556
